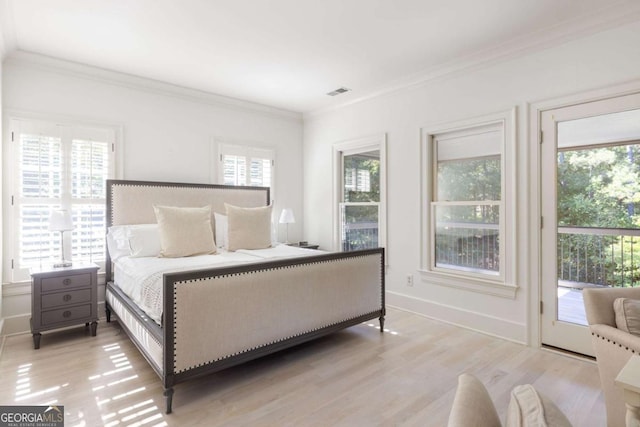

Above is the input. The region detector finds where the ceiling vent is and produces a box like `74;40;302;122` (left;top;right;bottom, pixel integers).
327;87;351;96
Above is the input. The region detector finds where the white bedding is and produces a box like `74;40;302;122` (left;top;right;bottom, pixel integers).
114;244;323;324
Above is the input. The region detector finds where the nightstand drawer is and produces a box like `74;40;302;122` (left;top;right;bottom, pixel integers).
41;273;91;292
41;289;91;309
41;304;92;326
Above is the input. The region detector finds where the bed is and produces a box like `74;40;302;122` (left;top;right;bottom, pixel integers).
104;179;386;413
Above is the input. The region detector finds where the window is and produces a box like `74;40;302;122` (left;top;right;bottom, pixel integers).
217;143;274;188
334;135;386;252
8;118;117;282
421;110;516;297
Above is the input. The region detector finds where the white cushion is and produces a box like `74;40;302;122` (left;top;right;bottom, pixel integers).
225;203;272;251
506;384;572;427
153;205;217;257
614;297;640;336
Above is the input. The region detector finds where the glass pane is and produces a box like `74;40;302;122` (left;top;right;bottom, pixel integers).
556;108;640;326
341;204;379;251
72;204;106;263
557;144;640;228
343;150;380;202
72;140;110;199
223;155;246;186
249;158;271;187
437;156;500;201
19;204;61;266
19;134;62;199
434;204;500;274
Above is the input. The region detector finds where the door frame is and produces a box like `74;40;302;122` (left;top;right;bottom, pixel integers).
528;80;640;350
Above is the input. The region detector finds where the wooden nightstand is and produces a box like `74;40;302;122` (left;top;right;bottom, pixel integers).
30;263;99;349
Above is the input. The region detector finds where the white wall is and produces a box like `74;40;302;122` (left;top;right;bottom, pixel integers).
1;52;303;334
303;21;640;343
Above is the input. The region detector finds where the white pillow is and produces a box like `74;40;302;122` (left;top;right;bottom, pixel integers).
153;205;217;258
127;224;162;258
106;225;131;261
225;203;273;251
214;213;228;250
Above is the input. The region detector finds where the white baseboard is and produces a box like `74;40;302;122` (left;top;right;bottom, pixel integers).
386;291;528;345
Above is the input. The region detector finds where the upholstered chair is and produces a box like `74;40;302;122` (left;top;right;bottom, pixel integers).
583;287;640;427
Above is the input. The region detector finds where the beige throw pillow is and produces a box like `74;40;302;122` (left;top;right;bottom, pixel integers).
153;205;217;257
506;384;572;427
225;203;272;251
614;298;640;336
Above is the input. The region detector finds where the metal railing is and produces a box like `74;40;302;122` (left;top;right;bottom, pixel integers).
342;222;378;251
434;223;500;273
558;226;640;288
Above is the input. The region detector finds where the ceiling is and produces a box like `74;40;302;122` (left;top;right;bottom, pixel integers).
2;0;640;114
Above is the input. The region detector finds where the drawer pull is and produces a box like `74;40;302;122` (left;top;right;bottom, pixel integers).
63;294;72;302
63;279;72;286
63;310;72;318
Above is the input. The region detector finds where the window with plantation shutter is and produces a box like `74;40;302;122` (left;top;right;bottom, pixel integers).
218;143;274;188
8;118;116;282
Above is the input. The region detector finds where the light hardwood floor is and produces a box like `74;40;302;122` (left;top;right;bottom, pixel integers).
0;308;605;426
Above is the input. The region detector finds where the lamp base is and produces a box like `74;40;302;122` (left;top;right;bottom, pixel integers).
53;260;73;268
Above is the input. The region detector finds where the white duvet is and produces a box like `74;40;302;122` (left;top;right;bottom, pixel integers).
114;244;323;324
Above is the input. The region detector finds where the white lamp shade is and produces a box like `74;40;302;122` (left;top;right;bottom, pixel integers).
279;208;295;224
48;209;74;232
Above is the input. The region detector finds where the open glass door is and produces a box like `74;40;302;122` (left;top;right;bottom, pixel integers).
541;93;640;355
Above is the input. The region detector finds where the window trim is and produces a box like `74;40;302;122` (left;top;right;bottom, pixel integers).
332;134;387;255
4;114;123;284
420;108;518;298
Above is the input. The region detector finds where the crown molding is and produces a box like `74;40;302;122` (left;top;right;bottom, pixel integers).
5;50;302;123
306;2;640;120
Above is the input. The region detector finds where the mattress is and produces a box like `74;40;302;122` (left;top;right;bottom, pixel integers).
113;244;323;324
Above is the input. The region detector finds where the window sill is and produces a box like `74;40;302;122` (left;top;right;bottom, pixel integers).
418;269;518;299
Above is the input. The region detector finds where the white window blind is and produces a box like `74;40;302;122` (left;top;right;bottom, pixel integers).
10;119;116;281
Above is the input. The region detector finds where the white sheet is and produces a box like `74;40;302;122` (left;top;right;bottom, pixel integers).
236;244;321;259
114;244;324;324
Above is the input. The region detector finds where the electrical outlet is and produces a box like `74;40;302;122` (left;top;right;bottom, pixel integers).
406;274;414;287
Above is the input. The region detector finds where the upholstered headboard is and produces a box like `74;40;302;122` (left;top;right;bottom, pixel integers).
105;179;270;280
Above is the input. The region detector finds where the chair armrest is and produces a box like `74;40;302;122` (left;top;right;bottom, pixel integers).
590;323;640;353
584;287;640;327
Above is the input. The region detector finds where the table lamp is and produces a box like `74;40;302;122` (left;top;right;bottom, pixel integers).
49;209;74;267
279;208;295;244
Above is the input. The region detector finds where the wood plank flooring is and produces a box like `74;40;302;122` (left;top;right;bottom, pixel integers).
0;308;605;426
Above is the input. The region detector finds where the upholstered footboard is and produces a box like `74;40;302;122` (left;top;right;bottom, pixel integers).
161;248;385;413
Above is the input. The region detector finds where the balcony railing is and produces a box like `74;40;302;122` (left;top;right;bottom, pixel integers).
342;222;378;251
434;222;500;273
558;226;640;288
